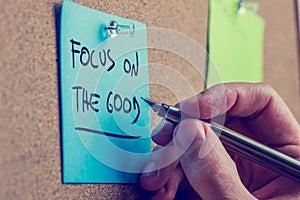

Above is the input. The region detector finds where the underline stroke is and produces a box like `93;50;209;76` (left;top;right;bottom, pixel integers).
75;127;141;139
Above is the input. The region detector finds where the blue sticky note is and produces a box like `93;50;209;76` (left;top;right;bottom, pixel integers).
60;0;151;183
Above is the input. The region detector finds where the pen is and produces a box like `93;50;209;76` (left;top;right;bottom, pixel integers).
141;97;300;182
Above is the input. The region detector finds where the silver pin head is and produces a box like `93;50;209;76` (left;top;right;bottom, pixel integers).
105;20;135;38
238;0;259;15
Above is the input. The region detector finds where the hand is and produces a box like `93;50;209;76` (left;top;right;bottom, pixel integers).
139;82;300;199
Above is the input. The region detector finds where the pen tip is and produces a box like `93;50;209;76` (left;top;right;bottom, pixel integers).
141;97;162;112
141;97;155;106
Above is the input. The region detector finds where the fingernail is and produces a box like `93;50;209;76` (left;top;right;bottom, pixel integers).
141;161;158;178
174;120;205;154
152;120;166;136
174;124;191;154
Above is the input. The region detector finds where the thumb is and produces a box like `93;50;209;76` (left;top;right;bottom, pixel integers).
174;119;254;199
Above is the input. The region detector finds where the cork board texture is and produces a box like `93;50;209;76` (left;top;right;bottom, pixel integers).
0;0;208;199
0;0;299;199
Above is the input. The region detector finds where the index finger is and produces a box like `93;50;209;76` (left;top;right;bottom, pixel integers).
180;82;300;146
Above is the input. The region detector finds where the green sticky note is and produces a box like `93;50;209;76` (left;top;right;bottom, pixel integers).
207;0;265;88
60;0;151;183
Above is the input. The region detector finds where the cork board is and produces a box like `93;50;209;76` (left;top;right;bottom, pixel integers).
0;0;299;199
259;0;300;121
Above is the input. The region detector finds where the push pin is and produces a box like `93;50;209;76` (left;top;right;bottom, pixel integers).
105;20;135;38
237;0;259;15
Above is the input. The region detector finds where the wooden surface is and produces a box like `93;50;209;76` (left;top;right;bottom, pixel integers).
0;0;298;199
